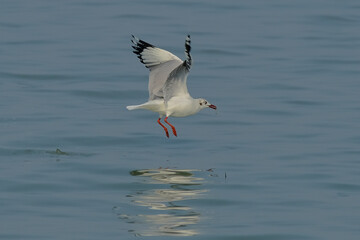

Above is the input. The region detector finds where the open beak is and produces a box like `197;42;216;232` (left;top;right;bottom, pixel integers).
209;104;217;110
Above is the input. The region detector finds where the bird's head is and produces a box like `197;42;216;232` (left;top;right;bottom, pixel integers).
198;98;217;110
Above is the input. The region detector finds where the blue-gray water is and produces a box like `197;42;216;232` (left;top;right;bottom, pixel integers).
1;0;360;239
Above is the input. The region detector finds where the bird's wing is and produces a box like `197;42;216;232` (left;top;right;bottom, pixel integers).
132;35;182;69
163;35;192;102
131;35;183;100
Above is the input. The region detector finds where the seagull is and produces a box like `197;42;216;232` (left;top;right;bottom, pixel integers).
126;35;217;138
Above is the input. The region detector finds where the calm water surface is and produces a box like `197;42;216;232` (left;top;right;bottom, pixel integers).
1;0;360;239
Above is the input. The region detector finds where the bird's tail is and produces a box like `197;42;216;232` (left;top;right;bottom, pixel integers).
126;100;165;112
126;104;142;110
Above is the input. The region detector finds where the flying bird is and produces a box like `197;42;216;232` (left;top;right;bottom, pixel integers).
126;35;217;138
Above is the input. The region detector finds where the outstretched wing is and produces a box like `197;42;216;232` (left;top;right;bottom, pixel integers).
163;35;192;102
132;35;181;69
131;35;183;100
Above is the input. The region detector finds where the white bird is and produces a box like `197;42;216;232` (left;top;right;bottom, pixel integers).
126;35;217;138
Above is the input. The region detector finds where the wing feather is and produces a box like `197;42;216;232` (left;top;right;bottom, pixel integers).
131;35;192;102
131;35;183;100
131;35;181;69
164;64;190;102
163;35;192;102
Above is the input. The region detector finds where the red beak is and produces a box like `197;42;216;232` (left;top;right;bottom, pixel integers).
209;104;217;110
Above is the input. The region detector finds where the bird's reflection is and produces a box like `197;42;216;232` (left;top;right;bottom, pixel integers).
116;168;207;237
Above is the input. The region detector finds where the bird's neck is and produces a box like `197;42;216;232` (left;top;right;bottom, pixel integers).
191;98;203;113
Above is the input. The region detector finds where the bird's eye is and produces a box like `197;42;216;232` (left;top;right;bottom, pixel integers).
205;101;207;104
200;102;202;105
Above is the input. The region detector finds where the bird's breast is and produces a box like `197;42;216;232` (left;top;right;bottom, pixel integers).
166;97;199;117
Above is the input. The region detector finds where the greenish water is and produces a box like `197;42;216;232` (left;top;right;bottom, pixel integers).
1;0;360;239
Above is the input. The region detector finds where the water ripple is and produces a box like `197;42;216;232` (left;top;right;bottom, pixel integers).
0;71;72;80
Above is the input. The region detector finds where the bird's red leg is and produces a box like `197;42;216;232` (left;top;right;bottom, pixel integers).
164;117;177;137
157;118;169;138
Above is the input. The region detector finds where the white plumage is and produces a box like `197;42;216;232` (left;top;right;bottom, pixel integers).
127;35;216;138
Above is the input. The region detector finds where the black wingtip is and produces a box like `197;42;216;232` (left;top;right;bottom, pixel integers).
130;35;156;68
184;35;192;70
131;34;136;42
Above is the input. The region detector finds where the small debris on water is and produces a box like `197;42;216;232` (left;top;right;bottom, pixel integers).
55;148;69;155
